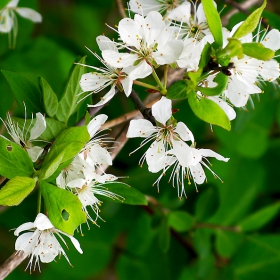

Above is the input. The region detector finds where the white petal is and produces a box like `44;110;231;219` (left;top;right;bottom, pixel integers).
261;29;280;51
154;40;184;65
102;50;138;68
120;76;133;97
259;59;280;82
146;140;166;173
7;0;19;8
87;145;112;166
170;140;193;167
124;61;152;80
174;122;194;143
208;96;236;121
96;35;118;51
167;2;191;22
34;213;54;231
67;234;83;254
79;72;111;92
29;113;46;140
0;9;14;33
126;119;155;138
89;86;116;107
87;114;108;137
196;3;208;24
15;8;42;22
27;146;44;162
14;222;35;236
128;0;160;16
198;148;230;162
118;17;142;48
15;232;37;252
190;163;206;184
151;96;172;125
67;178;86;189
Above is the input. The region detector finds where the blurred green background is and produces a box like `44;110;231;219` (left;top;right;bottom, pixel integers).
1;0;280;279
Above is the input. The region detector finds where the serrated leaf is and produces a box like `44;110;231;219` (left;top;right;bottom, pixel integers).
233;0;267;39
101;182;147;205
40;126;90;180
166;80;188;100
0;137;34;179
0;177;36;206
188;91;231;130
40;181;86;235
197;72;228;96
167;211;195;232
201;0;223;47
1;70;44;117
39;77;58;118
238;202;280;232
242;42;275;61
158;218;170;253
56;56;87;124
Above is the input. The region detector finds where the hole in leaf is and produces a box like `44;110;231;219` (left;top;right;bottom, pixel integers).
6;145;12;151
61;209;69;221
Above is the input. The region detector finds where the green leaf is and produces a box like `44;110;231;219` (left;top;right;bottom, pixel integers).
238;203;280;232
40;181;86;235
166;80;188;100
215;230;243;258
188;91;231;130
197;72;228;96
0;0;10;9
216;38;243;66
0;177;36;206
56;56;87;124
158;218;170;253
0;137;34;179
39;77;58;118
101;182;148;205
40;126;90;180
40;118;67;141
233;0;267;39
199;42;211;69
201;0;223;47
1;70;44;117
242;42;275;61
167;211;195;232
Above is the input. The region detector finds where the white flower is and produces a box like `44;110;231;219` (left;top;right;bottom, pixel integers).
157;146;230;198
128;0;184;16
102;11;183;81
67;177;122;225
0;0;42;47
1;111;46;161
78;39;134;107
127;96;194;174
14;213;82;272
167;1;213;40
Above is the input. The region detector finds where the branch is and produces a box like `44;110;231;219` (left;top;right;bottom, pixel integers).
116;0;126;18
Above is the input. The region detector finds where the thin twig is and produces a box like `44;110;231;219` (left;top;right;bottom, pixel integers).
116;0;126;18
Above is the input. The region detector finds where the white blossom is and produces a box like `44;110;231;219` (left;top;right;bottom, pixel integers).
14;213;82;272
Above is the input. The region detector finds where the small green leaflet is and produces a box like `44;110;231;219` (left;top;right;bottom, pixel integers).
158;217;170;253
0;137;34;179
0;177;36;206
0;0;10;9
201;0;223;47
166;80;188;100
40;181;86;235
1;70;44;117
197;72;228;96
242;42;275;61
188;91;231;130
100;182;148;205
168;211;195;232
233;0;267;39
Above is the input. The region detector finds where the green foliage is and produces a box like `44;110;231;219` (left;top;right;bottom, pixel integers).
0;177;36;206
242;42;275;60
1;70;44;117
201;0;223;47
101;182;148;205
40;181;86;235
238;203;280;232
197;72;228;96
0;0;10;9
166;80;188;100
56;56;87;124
40;126;90;180
0;137;34;179
158;217;170;252
232;0;267;39
188;91;231;130
39;77;58;118
168;211;195;232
